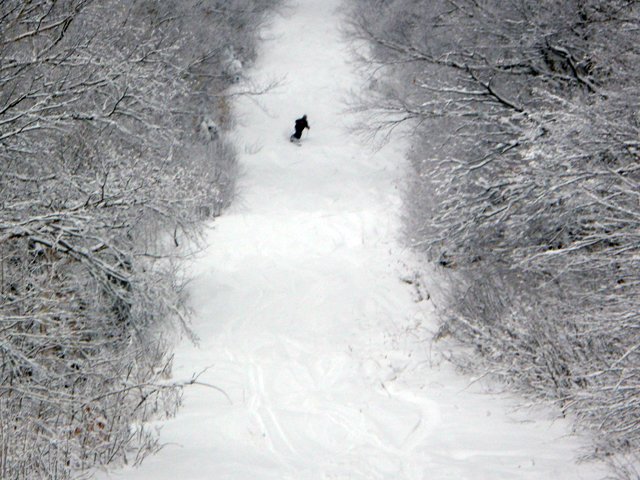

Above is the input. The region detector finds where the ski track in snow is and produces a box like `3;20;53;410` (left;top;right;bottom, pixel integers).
98;1;606;479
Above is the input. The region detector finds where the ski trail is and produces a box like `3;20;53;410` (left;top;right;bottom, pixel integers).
98;1;606;479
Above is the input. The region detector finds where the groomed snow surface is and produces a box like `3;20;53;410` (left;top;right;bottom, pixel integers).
98;1;606;479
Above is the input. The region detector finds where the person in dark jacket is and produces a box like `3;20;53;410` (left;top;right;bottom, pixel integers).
290;114;310;143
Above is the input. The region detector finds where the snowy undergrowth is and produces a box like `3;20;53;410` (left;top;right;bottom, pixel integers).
0;1;279;478
349;0;640;475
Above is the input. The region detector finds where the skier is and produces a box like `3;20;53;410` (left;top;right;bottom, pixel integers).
290;114;310;144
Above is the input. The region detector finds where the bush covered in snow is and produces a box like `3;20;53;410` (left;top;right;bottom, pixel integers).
0;0;279;478
350;0;640;467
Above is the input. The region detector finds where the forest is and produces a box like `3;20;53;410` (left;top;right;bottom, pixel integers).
0;1;278;478
3;0;640;478
350;0;640;474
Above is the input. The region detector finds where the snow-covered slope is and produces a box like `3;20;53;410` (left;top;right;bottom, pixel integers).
98;1;605;479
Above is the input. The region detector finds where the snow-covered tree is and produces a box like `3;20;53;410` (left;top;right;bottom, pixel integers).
0;0;279;478
350;0;640;462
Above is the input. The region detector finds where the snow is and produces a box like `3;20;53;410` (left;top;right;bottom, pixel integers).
97;1;606;479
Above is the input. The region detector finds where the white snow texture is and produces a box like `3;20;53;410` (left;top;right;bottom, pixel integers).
98;1;605;479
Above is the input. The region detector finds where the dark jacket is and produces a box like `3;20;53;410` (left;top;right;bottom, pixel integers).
293;115;310;138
